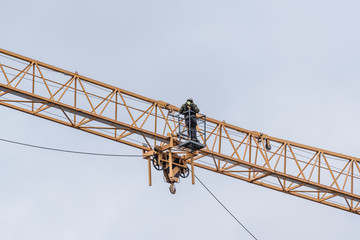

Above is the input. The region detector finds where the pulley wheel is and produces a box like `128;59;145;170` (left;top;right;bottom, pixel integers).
180;166;190;178
152;155;163;171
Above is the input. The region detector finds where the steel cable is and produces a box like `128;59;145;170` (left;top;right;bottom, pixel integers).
193;172;258;240
0;137;142;157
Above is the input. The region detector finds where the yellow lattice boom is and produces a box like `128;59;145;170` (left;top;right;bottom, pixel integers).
0;48;359;214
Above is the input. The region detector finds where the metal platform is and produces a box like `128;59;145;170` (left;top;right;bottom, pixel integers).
175;110;206;151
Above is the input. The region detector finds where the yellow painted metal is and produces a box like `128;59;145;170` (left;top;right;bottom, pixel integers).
146;149;152;186
191;156;195;185
0;48;360;214
142;134;195;191
168;148;174;182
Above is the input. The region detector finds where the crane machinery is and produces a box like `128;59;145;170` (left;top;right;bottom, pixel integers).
0;48;359;215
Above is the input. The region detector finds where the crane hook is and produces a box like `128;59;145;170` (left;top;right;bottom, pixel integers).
169;183;176;194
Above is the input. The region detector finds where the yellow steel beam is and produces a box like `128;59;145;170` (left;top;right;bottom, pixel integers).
0;48;359;215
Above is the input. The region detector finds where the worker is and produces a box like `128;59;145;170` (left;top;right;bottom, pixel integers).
179;98;200;142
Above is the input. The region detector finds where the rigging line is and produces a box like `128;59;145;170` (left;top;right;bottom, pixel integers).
192;162;355;208
0;96;151;147
1;56;152;107
0;53;28;65
2;71;158;118
0;91;356;176
0;137;142;157
0;53;151;105
193;172;258;240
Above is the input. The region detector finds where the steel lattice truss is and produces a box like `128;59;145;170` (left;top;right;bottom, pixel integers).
0;48;359;214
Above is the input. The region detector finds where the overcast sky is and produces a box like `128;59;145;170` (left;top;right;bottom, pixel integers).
0;1;360;239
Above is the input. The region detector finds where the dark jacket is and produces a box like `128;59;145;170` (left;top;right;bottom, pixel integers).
179;102;200;117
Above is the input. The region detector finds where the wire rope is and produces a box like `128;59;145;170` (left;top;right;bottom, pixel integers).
193;172;258;240
0;134;258;238
0;135;357;229
0;137;142;157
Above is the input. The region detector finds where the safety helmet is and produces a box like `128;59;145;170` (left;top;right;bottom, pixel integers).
187;98;193;103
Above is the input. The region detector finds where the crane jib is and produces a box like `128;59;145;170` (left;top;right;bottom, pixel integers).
0;48;359;214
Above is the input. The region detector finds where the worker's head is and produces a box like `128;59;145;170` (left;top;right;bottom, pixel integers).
186;98;193;105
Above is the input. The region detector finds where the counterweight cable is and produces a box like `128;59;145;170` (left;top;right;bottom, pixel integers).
0;137;142;157
194;173;258;240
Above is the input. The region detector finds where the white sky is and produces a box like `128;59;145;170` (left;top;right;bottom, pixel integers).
0;1;360;239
